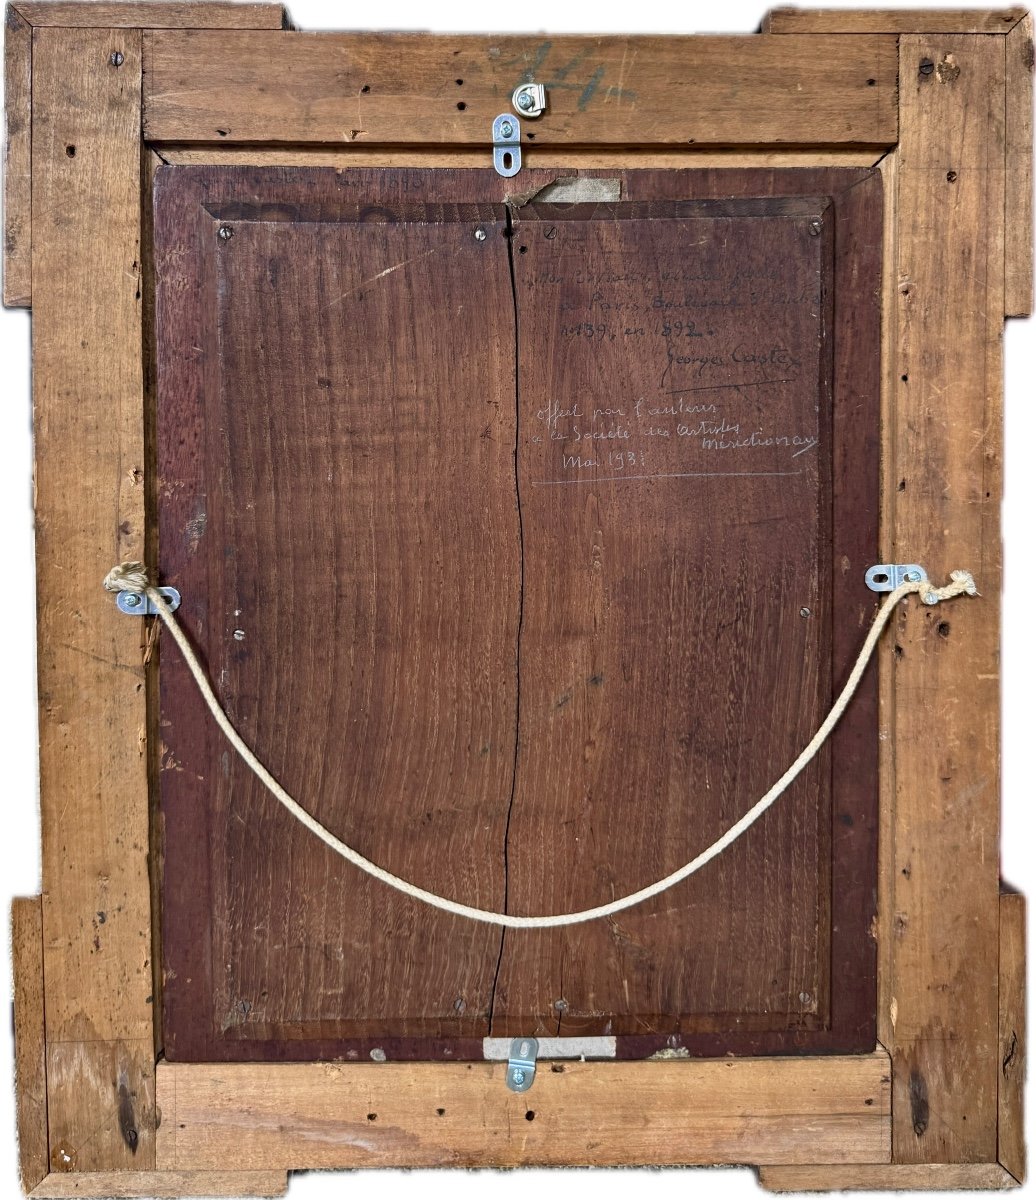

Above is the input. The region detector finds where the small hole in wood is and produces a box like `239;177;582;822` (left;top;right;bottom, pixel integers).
898;479;907;492
457;101;467;111
901;374;909;382
894;644;904;660
436;1107;446;1116
946;170;958;183
367;1113;377;1122
525;1110;536;1121
866;78;876;86
65;145;76;158
361;84;370;94
937;621;951;639
216;129;228;137
518;245;528;254
455;78;464;85
527;131;536;139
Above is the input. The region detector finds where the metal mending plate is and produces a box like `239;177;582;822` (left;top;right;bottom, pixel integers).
865;564;927;593
492;113;522;178
116;587;181;615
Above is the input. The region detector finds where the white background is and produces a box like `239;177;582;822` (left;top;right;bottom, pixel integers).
0;0;1032;1196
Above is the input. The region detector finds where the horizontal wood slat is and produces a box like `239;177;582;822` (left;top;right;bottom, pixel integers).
155;1053;892;1170
142;31;898;147
12;2;286;27
30;1171;288;1198
759;1163;1019;1191
764;8;1027;34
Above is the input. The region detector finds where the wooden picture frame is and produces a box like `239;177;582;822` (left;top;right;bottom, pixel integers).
3;3;1030;1195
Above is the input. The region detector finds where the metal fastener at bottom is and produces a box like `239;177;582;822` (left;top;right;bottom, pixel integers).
505;1036;539;1093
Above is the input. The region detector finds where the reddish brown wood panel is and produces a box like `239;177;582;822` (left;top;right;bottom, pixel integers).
154;167;880;1060
492;197;834;1039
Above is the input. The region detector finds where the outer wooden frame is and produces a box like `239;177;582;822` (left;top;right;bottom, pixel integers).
3;3;1030;1196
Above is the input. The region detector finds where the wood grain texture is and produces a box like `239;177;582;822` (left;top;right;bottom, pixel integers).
3;4;31;307
155;1053;891;1170
155;169;520;1058
764;8;1027;34
141;31;899;147
153;165;879;1060
492;177;882;1048
30;1172;288;1198
998;890;1025;1183
13;2;286;27
31;26;154;1172
759;1163;1019;1191
875;146;899;1055
1006;13;1034;316
885;34;1006;1164
12;897;48;1194
158;147;885;170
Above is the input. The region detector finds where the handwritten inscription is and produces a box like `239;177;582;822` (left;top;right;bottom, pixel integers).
523;214;824;486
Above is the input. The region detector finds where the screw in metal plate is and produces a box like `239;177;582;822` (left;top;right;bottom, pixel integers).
218;225;234;241
474;227;487;242
511;1069;525;1086
516;91;534;111
904;569;922;582
499;120;514;138
123;593;141;607
110;50;125;67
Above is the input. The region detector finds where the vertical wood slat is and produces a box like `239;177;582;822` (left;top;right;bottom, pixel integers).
998;890;1025;1182
1005;13;1034;316
886;34;1006;1164
31;26;154;1173
12;897;48;1193
3;4;32;307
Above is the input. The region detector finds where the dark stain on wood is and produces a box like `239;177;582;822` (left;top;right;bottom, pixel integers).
909;1067;930;1137
154;166;881;1061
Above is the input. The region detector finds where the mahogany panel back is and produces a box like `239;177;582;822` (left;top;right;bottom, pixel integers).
154;167;881;1060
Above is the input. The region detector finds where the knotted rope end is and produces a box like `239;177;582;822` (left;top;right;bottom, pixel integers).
103;561;150;595
921;569;979;606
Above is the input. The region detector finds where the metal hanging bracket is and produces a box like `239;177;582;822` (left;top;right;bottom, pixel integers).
511;82;547;118
505;1036;539;1093
116;587;181;616
865;564;927;593
492;114;522;178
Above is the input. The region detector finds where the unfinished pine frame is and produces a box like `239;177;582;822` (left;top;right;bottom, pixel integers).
3;3;1030;1195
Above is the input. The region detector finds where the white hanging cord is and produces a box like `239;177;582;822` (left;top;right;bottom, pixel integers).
104;562;977;929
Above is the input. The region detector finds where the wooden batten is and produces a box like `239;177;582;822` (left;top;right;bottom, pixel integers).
155;1054;892;1171
10;2;287;27
12;898;48;1194
31;25;155;1172
759;1163;1020;1191
1006;13;1034;316
998;890;1026;1183
884;33;1006;1164
29;1171;288;1198
3;5;32;307
141;31;899;148
763;7;1027;33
